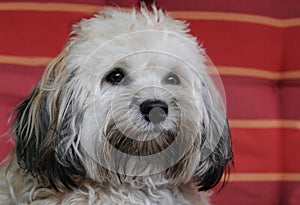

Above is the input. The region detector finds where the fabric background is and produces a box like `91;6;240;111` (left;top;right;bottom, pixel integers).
0;0;299;204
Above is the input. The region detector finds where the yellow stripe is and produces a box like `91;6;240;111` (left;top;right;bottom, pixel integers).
171;11;300;28
216;67;279;80
217;66;300;80
0;2;104;14
0;2;300;28
1;55;300;80
208;66;300;80
229;120;300;129
281;70;300;79
0;55;51;66
227;173;300;182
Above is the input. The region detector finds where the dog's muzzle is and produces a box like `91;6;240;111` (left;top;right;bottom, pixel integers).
140;99;168;123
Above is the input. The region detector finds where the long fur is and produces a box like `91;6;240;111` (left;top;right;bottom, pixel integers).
0;5;232;205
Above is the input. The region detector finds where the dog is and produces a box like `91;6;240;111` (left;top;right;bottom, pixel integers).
0;4;233;205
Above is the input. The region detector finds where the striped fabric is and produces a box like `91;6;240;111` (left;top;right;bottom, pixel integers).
0;1;299;204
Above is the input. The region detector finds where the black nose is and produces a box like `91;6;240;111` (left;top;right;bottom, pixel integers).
140;99;168;123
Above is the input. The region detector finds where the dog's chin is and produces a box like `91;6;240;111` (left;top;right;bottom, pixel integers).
94;119;199;185
106;122;178;156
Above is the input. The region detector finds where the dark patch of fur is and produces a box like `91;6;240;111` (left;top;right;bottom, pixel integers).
13;86;86;191
195;120;233;191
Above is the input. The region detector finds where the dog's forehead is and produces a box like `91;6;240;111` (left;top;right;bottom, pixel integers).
68;9;207;81
85;28;199;61
110;31;198;63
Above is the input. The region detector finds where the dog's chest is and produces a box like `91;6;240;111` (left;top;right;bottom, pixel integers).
29;185;206;205
75;186;193;205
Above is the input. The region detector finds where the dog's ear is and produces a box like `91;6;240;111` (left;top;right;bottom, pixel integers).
12;49;86;190
194;75;233;191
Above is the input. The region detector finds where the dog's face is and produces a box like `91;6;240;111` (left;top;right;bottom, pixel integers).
12;6;232;191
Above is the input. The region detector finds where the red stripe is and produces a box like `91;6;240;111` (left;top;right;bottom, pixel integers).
212;181;300;205
188;20;284;72
222;76;280;119
231;128;283;173
283;129;300;172
284;26;300;71
0;11;90;57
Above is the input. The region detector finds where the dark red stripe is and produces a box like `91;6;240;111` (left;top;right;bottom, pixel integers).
0;136;13;162
157;0;300;19
283;129;300;172
281;182;300;205
1;0;300;18
0;0;138;8
0;64;44;158
0;64;44;98
280;79;300;120
212;181;300;205
231;128;283;173
222;76;280;119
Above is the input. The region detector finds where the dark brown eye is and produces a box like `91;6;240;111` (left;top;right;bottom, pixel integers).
164;73;181;85
106;69;125;85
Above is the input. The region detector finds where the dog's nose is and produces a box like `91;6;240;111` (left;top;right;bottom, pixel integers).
140;100;168;123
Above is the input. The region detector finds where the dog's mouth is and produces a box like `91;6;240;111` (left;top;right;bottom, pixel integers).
105;123;178;156
97;111;199;178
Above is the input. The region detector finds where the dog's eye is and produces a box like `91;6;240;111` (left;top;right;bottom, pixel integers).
106;69;125;85
164;73;181;85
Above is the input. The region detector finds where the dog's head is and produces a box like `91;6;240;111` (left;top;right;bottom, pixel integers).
12;5;233;191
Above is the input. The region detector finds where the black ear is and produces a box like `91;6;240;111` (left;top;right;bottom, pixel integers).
194;77;233;191
12;51;86;191
196;120;233;191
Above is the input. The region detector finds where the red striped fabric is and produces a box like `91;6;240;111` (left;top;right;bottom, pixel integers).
231;128;282;173
2;0;300;18
212;182;299;205
283;129;300;172
190;21;284;71
222;76;281;119
284;27;300;71
0;11;90;56
281;81;300;119
158;0;300;18
0;1;299;205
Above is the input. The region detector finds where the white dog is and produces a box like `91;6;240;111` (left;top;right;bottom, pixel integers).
0;4;232;205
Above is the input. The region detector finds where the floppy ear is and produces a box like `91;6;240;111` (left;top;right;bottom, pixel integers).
194;75;233;191
12;49;86;190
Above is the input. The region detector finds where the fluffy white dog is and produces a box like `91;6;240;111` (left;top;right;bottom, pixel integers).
0;5;232;205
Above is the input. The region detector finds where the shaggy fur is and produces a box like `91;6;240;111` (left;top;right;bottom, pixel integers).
0;5;232;205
